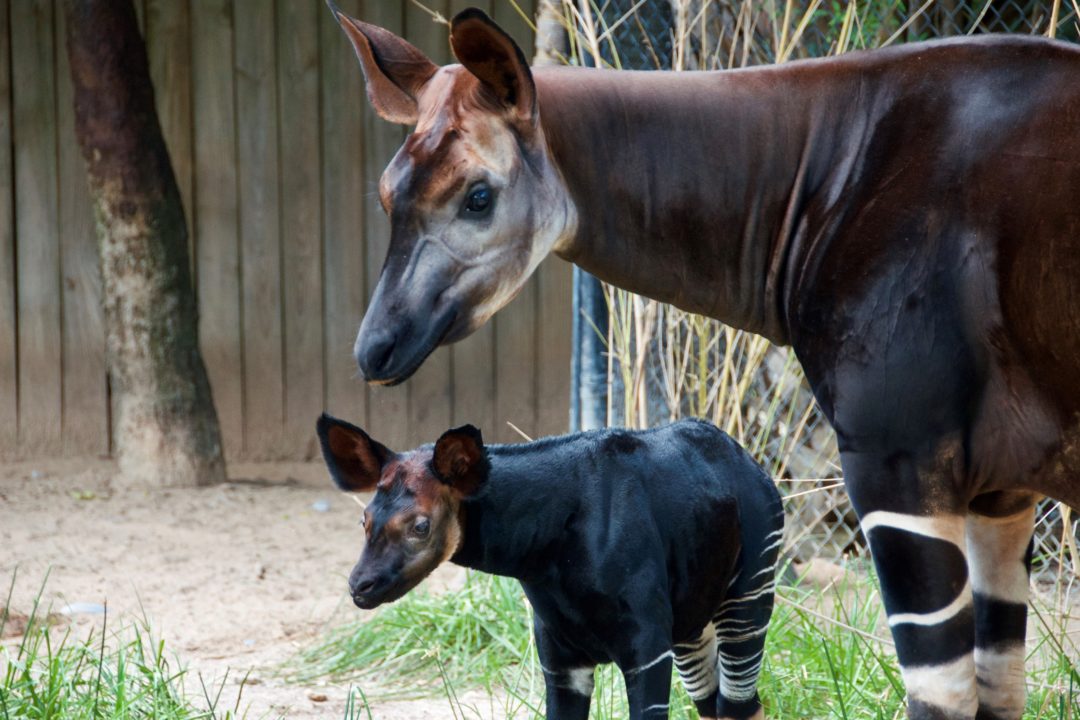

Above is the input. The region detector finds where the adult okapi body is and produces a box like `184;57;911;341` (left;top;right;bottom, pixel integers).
327;2;1080;718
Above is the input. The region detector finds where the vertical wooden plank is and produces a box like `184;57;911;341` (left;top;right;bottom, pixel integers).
523;0;571;438
536;258;572;436
192;0;243;459
494;283;538;441
404;0;453;443
492;0;535;55
145;0;195;274
278;0;322;458
0;0;14;455
55;2;108;456
321;0;367;430
490;0;539;442
362;0;409;449
133;0;146;36
235;0;284;459
449;0;497;439
12;0;61;455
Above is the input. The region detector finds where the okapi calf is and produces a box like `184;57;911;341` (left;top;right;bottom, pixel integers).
316;414;783;720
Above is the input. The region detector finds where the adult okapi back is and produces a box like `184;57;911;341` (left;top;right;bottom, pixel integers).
327;3;1080;718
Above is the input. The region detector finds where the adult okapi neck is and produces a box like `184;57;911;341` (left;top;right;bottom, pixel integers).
535;63;851;345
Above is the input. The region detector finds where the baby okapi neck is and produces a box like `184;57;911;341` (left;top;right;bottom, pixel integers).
449;452;577;581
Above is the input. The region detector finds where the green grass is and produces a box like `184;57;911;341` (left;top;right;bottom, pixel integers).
0;571;248;720
288;572;534;696
291;567;1080;719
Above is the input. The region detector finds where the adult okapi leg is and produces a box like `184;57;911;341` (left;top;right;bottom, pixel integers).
966;495;1037;720
844;452;978;720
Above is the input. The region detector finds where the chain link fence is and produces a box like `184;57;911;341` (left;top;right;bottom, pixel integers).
569;0;1080;586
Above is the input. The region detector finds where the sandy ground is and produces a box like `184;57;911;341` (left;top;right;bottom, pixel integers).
0;458;485;719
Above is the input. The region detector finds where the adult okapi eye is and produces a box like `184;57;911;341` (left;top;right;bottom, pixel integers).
412;517;431;538
460;183;494;219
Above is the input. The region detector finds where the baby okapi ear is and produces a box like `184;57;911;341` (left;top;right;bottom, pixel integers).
449;8;536;124
327;0;437;124
433;425;488;497
316;413;393;493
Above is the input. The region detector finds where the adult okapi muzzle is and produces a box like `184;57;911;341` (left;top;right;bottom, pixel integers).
328;2;575;385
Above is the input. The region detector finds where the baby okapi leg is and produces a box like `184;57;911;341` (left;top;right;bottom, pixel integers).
966;500;1036;720
540;667;593;720
535;623;593;720
858;508;977;719
621;650;675;720
711;526;782;720
674;627;720;718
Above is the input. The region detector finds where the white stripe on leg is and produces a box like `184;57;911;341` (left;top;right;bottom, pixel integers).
902;653;978;718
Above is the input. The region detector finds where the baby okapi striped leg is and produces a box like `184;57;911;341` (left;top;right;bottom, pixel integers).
857;508;978;719
675;627;719;717
966;498;1036;720
709;525;784;720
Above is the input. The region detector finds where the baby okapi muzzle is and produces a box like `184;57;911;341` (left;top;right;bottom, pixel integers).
317;413;783;720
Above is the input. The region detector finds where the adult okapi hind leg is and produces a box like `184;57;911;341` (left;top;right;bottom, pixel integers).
844;452;979;720
966;495;1037;720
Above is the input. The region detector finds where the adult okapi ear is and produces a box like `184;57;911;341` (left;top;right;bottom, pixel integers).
316;413;393;493
432;425;489;497
449;8;537;124
326;0;437;124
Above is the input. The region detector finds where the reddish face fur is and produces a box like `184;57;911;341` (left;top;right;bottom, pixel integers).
316;415;486;609
331;5;577;385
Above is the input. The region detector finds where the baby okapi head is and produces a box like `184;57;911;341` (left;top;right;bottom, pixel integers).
316;414;488;609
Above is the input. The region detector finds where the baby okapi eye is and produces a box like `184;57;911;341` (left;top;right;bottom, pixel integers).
460;183;494;219
412;517;431;538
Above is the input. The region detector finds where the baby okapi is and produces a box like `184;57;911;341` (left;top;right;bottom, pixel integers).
316;414;783;720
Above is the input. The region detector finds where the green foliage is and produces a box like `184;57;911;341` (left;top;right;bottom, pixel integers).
287;572;534;697
0;573;245;720
292;568;1080;719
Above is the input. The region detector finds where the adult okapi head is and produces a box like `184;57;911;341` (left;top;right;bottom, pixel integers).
316;413;487;609
329;3;575;384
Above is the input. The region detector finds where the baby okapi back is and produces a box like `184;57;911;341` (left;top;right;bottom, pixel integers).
316;414;783;720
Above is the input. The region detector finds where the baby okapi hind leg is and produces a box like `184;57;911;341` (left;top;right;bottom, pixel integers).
966;499;1036;720
674;627;720;717
711;524;783;720
845;454;978;720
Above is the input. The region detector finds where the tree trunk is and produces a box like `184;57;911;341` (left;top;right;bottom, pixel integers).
64;0;225;486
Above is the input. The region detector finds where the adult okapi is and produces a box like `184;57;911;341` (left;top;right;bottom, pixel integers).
326;2;1080;718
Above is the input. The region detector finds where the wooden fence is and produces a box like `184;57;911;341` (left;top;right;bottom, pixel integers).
0;0;572;461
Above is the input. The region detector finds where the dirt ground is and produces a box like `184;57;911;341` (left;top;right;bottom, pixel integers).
0;458;487;719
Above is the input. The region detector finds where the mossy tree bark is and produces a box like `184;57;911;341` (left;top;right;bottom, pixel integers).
64;0;225;486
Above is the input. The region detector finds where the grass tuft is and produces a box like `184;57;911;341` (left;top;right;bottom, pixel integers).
1;573;247;720
287;571;533;697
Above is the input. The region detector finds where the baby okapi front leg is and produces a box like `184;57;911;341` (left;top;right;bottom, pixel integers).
621;650;675;720
858;509;977;719
966;502;1036;720
534;622;593;720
